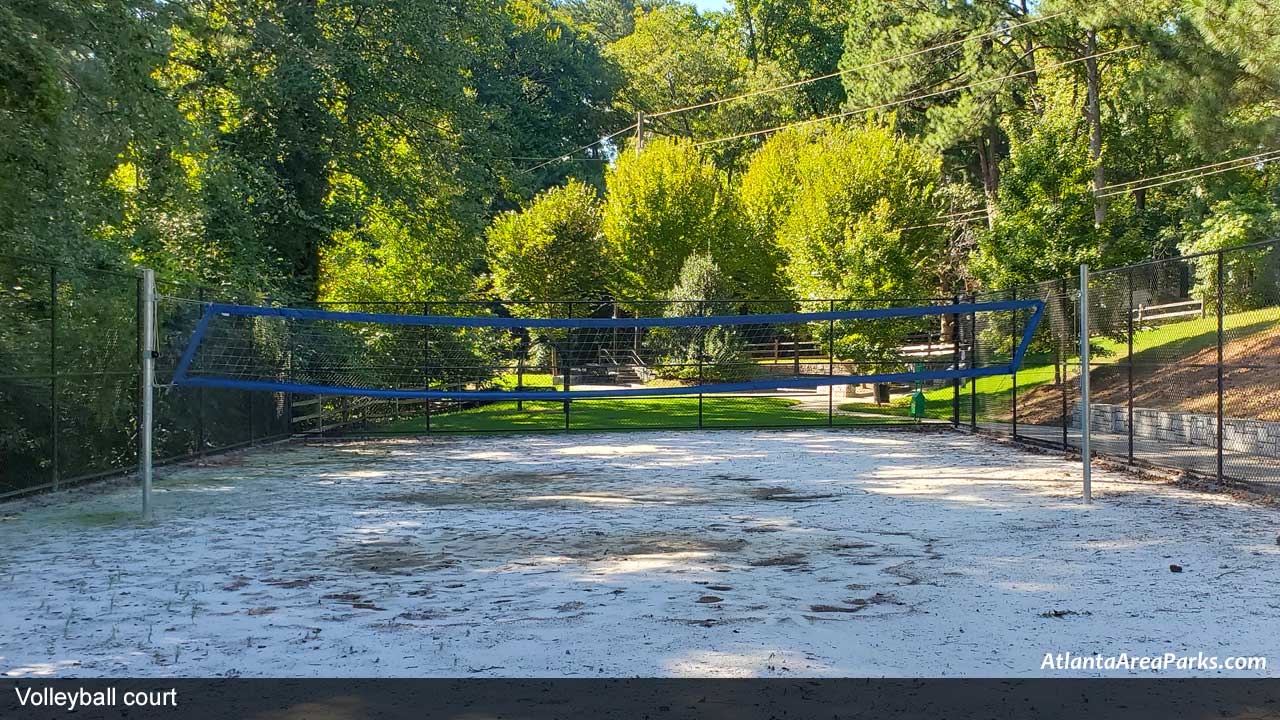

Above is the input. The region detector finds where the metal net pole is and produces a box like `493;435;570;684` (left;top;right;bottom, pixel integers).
1080;264;1092;503
139;268;157;519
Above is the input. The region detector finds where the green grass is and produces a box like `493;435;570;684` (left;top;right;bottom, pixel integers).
492;372;557;390
374;395;915;433
840;306;1280;420
1091;308;1278;363
371;306;1278;431
838;358;1059;421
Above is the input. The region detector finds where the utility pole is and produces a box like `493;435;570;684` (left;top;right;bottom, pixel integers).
635;111;646;156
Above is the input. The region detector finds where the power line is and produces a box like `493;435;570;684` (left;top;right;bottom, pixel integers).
937;208;989;220
524;12;1069;173
519;123;638;175
1097;149;1280;196
500;156;610;162
695;44;1139;147
896;214;988;232
646;11;1068;120
1095;154;1280;197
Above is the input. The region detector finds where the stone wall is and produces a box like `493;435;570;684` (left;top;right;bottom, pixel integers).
1071;402;1280;459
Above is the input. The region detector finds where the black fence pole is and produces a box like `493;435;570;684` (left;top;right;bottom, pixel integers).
1216;250;1225;483
284;313;294;439
423;302;432;433
1061;278;1069;449
516;351;524;412
1010;288;1018;440
698;301;705;430
197;287;207;456
969;293;977;431
49;265;59;491
247;321;257;444
951;295;960;428
828;300;835;427
1127;269;1135;465
564;304;571;431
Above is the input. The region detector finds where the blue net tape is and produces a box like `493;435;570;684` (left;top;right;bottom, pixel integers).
172;299;1045;400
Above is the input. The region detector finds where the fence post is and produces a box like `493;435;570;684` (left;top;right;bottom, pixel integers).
1126;269;1135;465
828;300;835;427
139;268;156;519
1061;278;1069;449
197;287;206;456
1216;250;1225;483
49;265;59;491
283;312;293;438
951;295;960;428
1010;288;1018;440
698;301;705;430
247;305;256;444
517;351;524;412
1080;264;1092;503
423;302;432;433
969;293;977;431
564;304;571;431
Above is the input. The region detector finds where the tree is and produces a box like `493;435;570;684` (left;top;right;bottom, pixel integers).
735;0;850;114
602;137;784;300
0;0;181;264
741;122;946;299
841;0;1047;219
486;180;610;307
605;4;803;152
474;1;623;194
646;252;753;381
1179;196;1280;313
557;0;664;43
967;67;1162;288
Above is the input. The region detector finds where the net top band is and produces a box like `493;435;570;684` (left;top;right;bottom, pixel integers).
198;299;1045;330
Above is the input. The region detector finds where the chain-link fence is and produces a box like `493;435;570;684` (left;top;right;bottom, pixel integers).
0;257;290;498
287;297;975;437
3;241;1277;499
971;239;1280;490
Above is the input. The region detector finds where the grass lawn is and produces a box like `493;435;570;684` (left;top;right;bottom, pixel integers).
839;305;1279;420
1090;306;1277;364
836;360;1059;421
373;395;917;433
370;306;1277;430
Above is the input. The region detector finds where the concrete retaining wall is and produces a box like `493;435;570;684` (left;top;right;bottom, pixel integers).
1071;402;1280;459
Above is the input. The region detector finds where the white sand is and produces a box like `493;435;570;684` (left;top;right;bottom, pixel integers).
1;429;1277;678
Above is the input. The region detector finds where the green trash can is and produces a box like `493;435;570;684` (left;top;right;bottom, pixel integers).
909;389;927;419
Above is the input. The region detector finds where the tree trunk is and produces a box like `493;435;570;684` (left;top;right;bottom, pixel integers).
276;0;328;300
975;125;1002;227
741;4;759;67
1085;30;1106;228
1020;0;1041;114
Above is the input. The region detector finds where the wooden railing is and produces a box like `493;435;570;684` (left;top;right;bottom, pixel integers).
1133;298;1204;324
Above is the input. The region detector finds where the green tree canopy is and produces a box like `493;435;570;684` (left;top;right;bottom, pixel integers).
603;137;785;300
740;122;946;299
605;3;803;153
487;179;610;307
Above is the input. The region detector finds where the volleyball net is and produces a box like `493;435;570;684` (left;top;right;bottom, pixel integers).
168;299;1045;401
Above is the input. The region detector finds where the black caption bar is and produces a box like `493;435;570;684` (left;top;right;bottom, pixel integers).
3;679;1279;720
